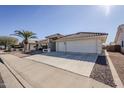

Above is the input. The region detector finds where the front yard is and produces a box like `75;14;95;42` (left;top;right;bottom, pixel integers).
19;51;116;87
0;50;117;87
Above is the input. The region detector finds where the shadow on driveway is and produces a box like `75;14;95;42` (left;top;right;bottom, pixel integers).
40;52;97;63
95;56;107;65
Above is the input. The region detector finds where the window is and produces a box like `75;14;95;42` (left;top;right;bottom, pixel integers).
122;41;124;47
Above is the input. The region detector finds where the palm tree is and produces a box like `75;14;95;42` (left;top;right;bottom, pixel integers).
12;30;37;53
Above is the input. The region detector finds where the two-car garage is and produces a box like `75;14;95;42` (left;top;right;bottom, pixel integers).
56;38;102;54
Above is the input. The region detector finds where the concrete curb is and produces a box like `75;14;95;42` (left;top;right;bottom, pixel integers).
0;56;32;88
0;62;23;88
105;50;124;88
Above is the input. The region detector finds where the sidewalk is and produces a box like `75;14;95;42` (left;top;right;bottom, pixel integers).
0;54;111;88
0;72;5;88
0;62;23;88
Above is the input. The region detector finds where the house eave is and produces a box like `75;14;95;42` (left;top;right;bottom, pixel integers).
56;35;108;43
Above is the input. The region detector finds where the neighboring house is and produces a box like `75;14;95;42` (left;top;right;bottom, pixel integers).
39;39;48;49
56;32;108;54
114;24;124;53
28;39;38;51
0;45;4;49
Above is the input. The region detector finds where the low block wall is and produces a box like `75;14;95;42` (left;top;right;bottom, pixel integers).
106;45;121;52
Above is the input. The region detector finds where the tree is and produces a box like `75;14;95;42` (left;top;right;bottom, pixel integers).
0;36;18;50
12;30;37;53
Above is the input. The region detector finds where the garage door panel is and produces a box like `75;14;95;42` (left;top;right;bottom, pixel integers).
56;39;97;53
66;40;97;53
56;42;65;52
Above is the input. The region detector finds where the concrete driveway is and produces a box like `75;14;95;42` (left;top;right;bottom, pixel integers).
25;52;98;77
0;54;110;88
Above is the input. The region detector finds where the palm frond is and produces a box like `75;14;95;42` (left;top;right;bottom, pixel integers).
12;30;37;41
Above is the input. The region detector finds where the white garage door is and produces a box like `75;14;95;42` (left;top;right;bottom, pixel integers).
56;42;66;52
66;39;97;53
56;39;98;53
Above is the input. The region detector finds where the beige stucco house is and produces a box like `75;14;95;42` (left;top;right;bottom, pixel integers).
56;32;108;54
27;39;38;51
114;24;124;53
40;32;108;54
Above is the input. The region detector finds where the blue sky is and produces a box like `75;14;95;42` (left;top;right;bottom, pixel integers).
0;5;124;43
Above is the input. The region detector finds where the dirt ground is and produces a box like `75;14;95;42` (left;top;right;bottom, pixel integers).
108;52;124;86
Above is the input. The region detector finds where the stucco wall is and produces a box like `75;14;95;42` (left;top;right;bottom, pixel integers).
116;30;124;53
28;44;36;51
121;47;124;53
116;32;124;45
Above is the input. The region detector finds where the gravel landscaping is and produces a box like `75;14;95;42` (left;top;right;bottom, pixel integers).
90;56;116;87
108;52;124;86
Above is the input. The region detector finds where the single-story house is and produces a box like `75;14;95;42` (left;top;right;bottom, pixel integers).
39;39;48;47
40;32;108;54
56;32;108;54
27;39;39;51
114;24;124;53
